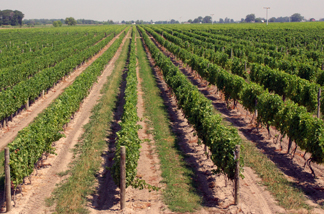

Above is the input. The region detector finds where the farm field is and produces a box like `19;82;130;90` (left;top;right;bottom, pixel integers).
1;22;324;213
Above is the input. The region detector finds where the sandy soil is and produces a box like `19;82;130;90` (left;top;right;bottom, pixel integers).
148;35;324;213
88;36;168;214
4;29;130;214
0;30;126;152
140;32;289;213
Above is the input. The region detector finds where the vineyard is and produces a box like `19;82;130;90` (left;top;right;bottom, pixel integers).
0;23;324;213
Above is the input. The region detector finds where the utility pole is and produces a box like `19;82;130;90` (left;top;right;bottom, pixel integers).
211;14;214;24
263;7;270;25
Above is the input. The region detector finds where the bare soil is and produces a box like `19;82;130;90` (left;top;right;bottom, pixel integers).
4;30;129;214
0;30;125;151
149;36;324;212
141;34;289;213
88;37;168;214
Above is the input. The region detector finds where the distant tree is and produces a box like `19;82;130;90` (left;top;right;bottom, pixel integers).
320;18;324;22
276;16;289;22
255;18;263;23
53;20;62;27
106;20;114;24
241;18;245;23
245;14;255;22
203;16;212;23
0;10;24;26
291;13;303;22
230;19;234;23
269;17;276;22
65;17;77;26
219;18;224;23
188;19;193;23
53;21;59;27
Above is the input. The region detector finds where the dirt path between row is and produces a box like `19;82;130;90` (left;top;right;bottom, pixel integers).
0;30;125;151
148;33;324;212
142;33;287;213
6;29;130;214
89;33;167;214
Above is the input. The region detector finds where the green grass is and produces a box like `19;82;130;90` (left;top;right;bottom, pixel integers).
138;27;314;212
136;33;202;212
47;36;131;213
242;140;311;211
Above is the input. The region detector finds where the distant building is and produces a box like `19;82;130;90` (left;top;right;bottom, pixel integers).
310;18;316;22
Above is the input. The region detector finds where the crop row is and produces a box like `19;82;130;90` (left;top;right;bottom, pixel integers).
0;27;124;122
0;32;111;91
150;27;323;114
111;27;144;188
143;26;324;169
138;26;243;179
8;27;127;187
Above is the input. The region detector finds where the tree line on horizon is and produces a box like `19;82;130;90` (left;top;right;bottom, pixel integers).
2;9;324;27
0;10;24;26
187;13;322;24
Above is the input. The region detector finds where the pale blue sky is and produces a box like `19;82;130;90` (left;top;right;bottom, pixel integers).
1;0;323;22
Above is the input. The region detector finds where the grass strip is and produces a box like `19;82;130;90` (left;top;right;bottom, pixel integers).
136;33;202;212
46;36;131;214
242;140;311;210
146;26;313;211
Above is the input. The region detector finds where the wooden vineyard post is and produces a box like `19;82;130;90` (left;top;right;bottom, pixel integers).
42;90;45;99
318;88;321;118
205;144;209;159
5;147;12;212
26;99;29;110
244;61;247;71
255;99;258;119
234;145;240;205
120;146;126;210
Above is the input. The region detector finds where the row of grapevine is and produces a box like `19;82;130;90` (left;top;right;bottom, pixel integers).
177;29;324;80
7;27;128;187
138;26;243;179
0;32;112;91
207;24;324;51
0;27;125;122
0;31;84;69
150;27;323;114
0;27;111;59
111;27;144;188
142;26;324;168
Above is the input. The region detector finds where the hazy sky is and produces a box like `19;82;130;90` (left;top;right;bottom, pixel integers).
1;0;324;22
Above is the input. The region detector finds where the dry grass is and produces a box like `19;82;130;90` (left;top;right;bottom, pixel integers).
46;37;131;213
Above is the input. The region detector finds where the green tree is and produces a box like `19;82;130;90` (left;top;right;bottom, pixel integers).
291;13;304;22
219;18;224;23
65;17;77;26
53;20;62;27
0;10;24;26
203;16;212;23
269;17;276;22
245;14;255;22
13;10;24;25
255;18;263;23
